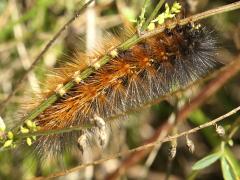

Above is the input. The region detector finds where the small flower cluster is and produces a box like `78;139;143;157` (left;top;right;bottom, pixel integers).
20;120;39;146
0;118;39;149
147;2;182;30
132;1;181;33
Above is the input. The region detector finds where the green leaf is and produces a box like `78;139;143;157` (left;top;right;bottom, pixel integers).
192;153;221;170
224;148;240;177
221;157;235;180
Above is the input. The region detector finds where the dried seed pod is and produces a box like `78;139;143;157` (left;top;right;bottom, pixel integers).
186;135;195;154
93;114;106;129
97;128;107;147
78;134;87;154
92;115;108;147
215;124;225;137
168;139;177;159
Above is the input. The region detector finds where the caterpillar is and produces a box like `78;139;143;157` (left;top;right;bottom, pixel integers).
20;5;222;159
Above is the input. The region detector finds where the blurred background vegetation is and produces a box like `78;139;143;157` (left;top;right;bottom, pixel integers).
0;0;240;179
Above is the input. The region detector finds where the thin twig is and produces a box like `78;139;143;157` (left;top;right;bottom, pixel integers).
33;105;240;180
144;113;176;169
0;0;95;113
11;0;40;92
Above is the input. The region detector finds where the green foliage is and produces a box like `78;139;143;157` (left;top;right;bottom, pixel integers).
0;0;55;41
192;152;221;170
221;157;234;180
192;142;240;180
147;2;182;30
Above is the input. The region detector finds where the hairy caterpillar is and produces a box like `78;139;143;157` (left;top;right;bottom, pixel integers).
20;8;222;159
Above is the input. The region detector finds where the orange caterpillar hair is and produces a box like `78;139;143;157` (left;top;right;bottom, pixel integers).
24;21;221;159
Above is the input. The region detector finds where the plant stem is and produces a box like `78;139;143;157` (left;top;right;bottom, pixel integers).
142;0;165;30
